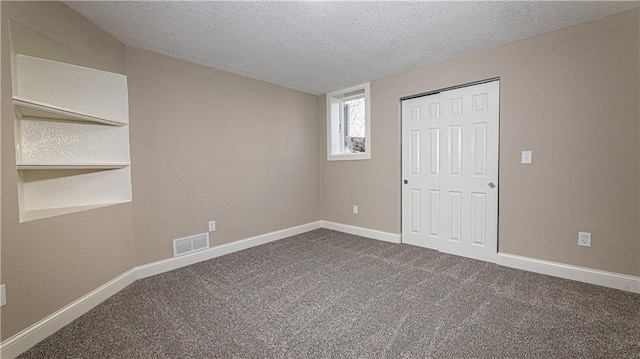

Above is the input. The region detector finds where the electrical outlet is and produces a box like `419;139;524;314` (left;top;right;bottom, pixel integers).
353;205;359;214
578;232;591;247
1;284;6;307
208;220;216;232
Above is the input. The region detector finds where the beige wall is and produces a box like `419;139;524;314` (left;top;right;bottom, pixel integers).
126;47;320;265
0;0;3;342
0;1;321;341
322;9;640;276
1;0;638;348
0;2;134;340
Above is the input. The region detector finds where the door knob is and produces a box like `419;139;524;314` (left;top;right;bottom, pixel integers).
488;182;496;188
403;179;408;184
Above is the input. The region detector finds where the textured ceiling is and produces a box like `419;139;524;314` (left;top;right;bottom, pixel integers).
64;1;639;95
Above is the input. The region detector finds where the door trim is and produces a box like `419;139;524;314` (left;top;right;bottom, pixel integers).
399;77;500;101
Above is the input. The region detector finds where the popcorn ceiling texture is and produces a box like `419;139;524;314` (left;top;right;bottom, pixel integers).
63;1;638;95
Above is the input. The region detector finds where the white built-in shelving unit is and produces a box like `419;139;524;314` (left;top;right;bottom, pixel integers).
12;53;132;222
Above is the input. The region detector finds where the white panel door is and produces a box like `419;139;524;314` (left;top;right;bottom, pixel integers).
439;81;499;262
402;81;499;262
401;93;441;250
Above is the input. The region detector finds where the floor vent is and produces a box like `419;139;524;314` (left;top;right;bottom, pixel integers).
173;232;210;257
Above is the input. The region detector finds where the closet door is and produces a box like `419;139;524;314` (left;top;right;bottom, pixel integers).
401;93;441;250
402;80;499;263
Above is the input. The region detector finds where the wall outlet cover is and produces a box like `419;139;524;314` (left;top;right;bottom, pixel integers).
353;205;359;214
208;220;216;232
578;232;591;247
1;284;6;307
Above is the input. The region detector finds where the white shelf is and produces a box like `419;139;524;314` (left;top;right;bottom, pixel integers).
17;163;130;170
13;98;126;126
15;54;129;125
21;201;130;222
18;166;132;223
12;53;131;222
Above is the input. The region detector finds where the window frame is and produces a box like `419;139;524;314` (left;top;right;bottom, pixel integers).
326;82;371;161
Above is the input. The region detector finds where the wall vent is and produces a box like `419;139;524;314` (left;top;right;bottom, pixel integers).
173;232;210;257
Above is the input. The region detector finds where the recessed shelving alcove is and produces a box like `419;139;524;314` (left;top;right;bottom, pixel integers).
10;22;132;222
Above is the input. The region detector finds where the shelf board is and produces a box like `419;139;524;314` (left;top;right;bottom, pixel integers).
20;201;131;223
17;163;130;170
13;97;127;126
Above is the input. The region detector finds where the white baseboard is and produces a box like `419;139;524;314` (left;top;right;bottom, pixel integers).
4;221;637;358
324;223;640;294
0;268;137;359
136;221;322;279
0;221;322;359
0;219;394;358
321;220;401;244
497;253;640;294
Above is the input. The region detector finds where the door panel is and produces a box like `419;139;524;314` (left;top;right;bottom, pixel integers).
449;191;462;242
472;123;487;176
410;130;421;175
428;190;439;237
471;192;487;246
410;189;421;234
428;129;439;175
401;93;440;249
449;125;462;176
402;81;499;262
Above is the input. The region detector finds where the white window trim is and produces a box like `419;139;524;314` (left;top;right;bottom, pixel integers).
326;82;371;161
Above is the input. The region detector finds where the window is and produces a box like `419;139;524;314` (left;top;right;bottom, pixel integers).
327;82;371;160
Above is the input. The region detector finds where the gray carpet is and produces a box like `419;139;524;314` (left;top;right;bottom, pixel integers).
19;229;640;358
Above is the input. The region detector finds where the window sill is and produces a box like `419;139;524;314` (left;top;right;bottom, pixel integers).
327;153;371;161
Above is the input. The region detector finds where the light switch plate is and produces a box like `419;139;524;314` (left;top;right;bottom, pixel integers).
521;151;532;164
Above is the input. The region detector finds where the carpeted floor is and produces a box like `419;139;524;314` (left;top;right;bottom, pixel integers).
19;229;640;358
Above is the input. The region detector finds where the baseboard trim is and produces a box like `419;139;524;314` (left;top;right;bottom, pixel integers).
321;220;401;243
0;268;137;359
4;222;637;358
497;253;640;294
136;221;322;279
0;221;322;359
